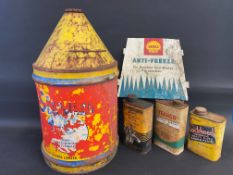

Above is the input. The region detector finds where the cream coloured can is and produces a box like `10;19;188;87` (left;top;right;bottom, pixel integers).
154;100;189;155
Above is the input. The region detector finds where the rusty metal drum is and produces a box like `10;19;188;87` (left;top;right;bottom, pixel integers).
32;9;119;174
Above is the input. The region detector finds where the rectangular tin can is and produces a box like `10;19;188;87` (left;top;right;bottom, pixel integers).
154;100;189;155
187;107;227;161
123;96;153;154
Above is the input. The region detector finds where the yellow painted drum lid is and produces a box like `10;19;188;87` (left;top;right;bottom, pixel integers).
32;9;118;83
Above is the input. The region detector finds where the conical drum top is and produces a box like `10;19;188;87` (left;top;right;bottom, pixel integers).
33;9;117;74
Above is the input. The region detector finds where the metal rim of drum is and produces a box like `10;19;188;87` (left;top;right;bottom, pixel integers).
32;72;117;86
32;61;118;85
43;148;118;174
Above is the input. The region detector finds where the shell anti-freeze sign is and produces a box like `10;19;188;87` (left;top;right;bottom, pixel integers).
118;38;189;100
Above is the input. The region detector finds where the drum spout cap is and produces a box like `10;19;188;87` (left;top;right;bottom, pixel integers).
64;8;83;13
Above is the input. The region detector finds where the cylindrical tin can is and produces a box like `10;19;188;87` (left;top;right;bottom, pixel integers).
154;100;189;155
187;107;227;161
32;9;119;174
123;95;153;154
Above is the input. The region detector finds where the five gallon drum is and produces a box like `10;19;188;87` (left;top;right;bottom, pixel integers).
32;9;119;174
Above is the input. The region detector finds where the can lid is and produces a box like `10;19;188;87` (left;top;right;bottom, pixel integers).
32;9;118;79
172;100;184;108
126;94;138;102
193;106;208;116
64;8;83;13
157;100;187;109
192;106;226;123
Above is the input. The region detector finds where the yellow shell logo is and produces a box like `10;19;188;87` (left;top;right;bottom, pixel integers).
146;40;161;53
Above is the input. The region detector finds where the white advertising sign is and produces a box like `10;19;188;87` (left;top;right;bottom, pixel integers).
118;38;189;100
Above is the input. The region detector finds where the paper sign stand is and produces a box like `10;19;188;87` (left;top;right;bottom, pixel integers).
118;38;189;100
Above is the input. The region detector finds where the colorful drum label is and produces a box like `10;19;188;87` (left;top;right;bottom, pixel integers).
189;124;215;144
35;79;118;161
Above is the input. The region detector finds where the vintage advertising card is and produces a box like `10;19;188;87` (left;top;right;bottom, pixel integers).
118;38;189;100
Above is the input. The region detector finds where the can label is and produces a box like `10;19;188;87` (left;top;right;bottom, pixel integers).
156;110;180;129
123;104;153;153
35;79;117;161
154;102;188;149
124;105;152;134
189;124;215;144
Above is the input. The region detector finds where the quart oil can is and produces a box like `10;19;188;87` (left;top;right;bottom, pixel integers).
123;95;153;154
154;100;189;155
187;107;227;161
32;9;119;174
